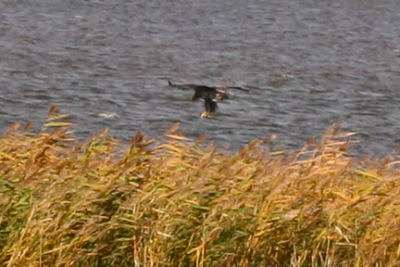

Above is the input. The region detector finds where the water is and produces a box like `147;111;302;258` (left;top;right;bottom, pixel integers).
1;0;400;155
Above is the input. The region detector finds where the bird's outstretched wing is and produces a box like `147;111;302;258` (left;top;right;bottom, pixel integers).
168;80;198;91
221;86;250;92
192;89;203;101
228;86;249;92
169;80;217;101
169;81;249;118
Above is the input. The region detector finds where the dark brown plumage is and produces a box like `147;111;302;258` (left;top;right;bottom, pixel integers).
168;80;248;118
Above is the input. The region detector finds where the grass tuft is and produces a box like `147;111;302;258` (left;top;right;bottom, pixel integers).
1;108;400;266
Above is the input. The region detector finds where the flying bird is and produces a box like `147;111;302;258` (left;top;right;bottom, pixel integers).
168;80;249;118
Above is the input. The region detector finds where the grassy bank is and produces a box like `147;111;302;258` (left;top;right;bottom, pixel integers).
1;107;400;266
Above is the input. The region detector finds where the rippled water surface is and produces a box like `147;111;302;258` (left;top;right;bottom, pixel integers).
1;0;400;155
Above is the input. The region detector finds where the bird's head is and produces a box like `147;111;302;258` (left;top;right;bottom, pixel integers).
214;90;230;101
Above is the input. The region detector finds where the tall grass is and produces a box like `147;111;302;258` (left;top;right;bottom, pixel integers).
1;106;400;266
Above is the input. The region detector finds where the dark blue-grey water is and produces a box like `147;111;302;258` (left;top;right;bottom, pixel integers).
1;0;400;155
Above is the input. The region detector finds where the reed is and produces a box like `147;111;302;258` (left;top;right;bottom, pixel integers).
1;106;400;266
